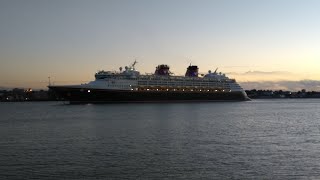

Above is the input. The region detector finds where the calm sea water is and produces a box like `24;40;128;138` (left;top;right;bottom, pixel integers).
0;99;320;179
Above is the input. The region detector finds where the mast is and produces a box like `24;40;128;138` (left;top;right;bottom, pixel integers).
48;76;51;86
214;68;218;74
131;60;138;69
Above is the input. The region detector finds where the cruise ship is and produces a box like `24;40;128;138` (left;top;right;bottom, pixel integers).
48;61;249;103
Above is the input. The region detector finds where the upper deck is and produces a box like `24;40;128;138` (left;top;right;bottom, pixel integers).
94;61;237;84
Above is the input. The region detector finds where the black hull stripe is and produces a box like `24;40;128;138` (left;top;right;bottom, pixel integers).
49;87;250;103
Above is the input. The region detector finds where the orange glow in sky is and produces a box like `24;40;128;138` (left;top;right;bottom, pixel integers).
1;0;320;90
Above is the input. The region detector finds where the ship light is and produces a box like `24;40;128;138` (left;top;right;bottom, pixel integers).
157;89;159;91
223;90;225;92
183;89;185;91
166;89;169;91
200;89;202;91
87;90;91;93
147;89;149;91
207;90;210;92
215;90;218;92
191;89;193;91
131;89;133;91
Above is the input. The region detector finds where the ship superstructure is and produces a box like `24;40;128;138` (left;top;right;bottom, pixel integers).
49;61;249;103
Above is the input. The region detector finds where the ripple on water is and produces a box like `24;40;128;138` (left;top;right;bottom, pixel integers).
0;100;320;179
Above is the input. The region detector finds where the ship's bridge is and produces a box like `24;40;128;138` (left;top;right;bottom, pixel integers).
204;69;229;80
95;61;140;80
95;71;115;80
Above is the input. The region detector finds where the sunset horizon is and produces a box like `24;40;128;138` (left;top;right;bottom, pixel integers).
1;0;320;91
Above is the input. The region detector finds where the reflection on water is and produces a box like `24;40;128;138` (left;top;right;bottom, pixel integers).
0;100;320;179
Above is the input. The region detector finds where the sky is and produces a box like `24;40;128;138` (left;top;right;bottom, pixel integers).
1;0;320;90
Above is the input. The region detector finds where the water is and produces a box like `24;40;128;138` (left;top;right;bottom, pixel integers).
0;99;320;179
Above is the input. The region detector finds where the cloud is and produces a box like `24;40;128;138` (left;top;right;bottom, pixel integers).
239;80;320;91
226;70;307;82
228;71;292;75
244;71;292;75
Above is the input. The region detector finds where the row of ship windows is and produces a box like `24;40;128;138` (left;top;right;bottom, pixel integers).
108;84;130;88
106;86;242;92
137;82;237;86
137;79;234;83
106;84;243;90
101;76;234;83
136;84;240;89
107;85;231;88
130;88;232;92
106;81;240;88
104;81;240;89
106;82;239;87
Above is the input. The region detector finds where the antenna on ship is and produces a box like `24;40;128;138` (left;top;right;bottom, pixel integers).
132;59;137;67
184;55;192;66
48;76;51;86
214;68;218;74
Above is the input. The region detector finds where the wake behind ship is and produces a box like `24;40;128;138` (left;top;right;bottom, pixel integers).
49;61;249;103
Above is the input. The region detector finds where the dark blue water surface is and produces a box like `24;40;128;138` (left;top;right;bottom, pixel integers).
1;99;320;179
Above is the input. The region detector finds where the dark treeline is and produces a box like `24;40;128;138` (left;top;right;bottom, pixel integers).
246;89;320;99
0;88;54;102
